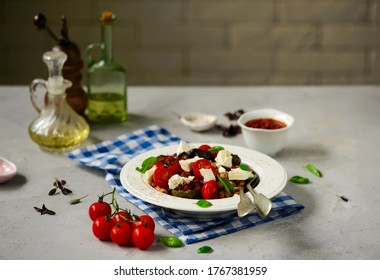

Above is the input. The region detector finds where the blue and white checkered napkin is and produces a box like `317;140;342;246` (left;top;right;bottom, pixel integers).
66;125;304;244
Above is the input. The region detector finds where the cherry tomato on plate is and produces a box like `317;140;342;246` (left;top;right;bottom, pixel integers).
92;216;115;240
192;159;216;179
110;222;133;246
168;161;183;175
132;227;155;250
153;165;173;188
132;214;155;232
198;144;211;151
202;180;218;199
89;201;112;221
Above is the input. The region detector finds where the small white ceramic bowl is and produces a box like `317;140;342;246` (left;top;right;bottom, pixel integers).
180;112;217;132
237;108;294;156
0;157;17;183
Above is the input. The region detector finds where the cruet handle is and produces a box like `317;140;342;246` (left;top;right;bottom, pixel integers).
29;79;47;113
86;43;102;67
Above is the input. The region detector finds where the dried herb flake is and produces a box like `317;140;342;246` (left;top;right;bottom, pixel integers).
49;178;72;195
337;195;349;202
34;204;56;215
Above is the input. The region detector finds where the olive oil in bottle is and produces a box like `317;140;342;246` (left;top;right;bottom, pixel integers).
86;11;127;124
28;50;89;152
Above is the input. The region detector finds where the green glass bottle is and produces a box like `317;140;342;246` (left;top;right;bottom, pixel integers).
86;11;127;123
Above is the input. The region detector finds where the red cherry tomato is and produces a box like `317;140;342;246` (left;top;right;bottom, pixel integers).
153;165;173;188
110;222;132;246
132;227;155;250
92;216;115;240
153;161;164;168
198;144;211;151
89;201;112;221
168;161;182;175
192;159;216;179
112;211;132;225
132;215;155;232
202;180;218;199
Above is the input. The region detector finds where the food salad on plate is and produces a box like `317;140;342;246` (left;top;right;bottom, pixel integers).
136;141;257;200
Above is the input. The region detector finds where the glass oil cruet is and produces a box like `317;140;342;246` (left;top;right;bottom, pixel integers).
86;11;127;124
28;50;90;152
33;12;88;117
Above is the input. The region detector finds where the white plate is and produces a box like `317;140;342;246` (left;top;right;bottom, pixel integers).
120;143;288;218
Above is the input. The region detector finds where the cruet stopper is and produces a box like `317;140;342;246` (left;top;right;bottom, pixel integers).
28;50;89;152
33;12;87;116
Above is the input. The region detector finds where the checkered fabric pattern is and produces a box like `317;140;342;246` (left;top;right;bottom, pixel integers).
66;125;304;244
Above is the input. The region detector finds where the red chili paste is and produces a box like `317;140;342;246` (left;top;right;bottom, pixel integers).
245;118;287;130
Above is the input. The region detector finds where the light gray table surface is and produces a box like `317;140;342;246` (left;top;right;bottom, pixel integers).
1;85;379;260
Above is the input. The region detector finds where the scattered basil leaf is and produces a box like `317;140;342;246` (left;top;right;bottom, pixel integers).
306;163;323;177
68;194;88;205
68;198;81;205
238;164;250;171
289;175;311;184
160;236;184;248
197;246;213;254
196;199;213;208
218;176;234;195
136;156;158;173
209;146;224;153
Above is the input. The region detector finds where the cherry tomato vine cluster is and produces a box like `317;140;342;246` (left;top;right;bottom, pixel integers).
89;188;155;250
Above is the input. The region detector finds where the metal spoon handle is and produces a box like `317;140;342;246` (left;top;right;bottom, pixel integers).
247;176;272;219
237;187;255;217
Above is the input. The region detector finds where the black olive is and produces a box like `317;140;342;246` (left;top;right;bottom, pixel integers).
232;154;241;166
193;149;213;160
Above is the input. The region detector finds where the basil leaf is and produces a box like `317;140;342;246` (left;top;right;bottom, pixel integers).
68;195;88;205
196;199;213;208
68;198;81;205
238;164;250;171
218;176;234;195
306;163;323;177
208;146;224;152
289;175;311;184
197;246;213;254
136;156;158;173
159;236;184;248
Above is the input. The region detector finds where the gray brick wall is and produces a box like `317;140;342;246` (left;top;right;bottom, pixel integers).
1;0;380;86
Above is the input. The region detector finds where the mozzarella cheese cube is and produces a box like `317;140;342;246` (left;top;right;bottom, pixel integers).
168;174;195;190
176;141;194;155
215;149;233;168
228;168;253;181
179;156;200;172
144;165;157;184
218;166;226;173
199;168;216;182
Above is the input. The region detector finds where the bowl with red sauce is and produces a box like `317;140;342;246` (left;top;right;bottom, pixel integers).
237;108;294;155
